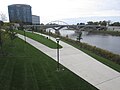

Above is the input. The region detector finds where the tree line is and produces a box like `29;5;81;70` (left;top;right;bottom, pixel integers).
77;20;120;26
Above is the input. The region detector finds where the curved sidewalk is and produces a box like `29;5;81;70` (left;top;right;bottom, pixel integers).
18;33;120;90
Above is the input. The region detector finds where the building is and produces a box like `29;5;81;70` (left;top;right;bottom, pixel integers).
8;4;32;24
107;26;120;31
32;15;40;25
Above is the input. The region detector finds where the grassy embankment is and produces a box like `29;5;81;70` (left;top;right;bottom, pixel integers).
40;31;120;72
0;37;97;90
15;30;62;49
65;41;120;72
15;30;120;72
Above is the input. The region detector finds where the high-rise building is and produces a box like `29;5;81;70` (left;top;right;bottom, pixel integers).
32;15;40;25
8;4;32;24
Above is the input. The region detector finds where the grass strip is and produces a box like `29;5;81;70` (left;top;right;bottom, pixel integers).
15;30;62;49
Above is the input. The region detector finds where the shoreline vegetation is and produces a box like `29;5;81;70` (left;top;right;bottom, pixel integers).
89;30;120;36
38;30;120;72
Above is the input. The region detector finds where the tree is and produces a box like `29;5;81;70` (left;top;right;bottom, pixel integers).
77;31;82;42
111;22;120;26
77;23;79;25
99;21;107;26
94;22;99;25
87;21;94;25
0;21;4;54
0;13;7;21
107;20;111;26
80;23;85;25
40;23;44;25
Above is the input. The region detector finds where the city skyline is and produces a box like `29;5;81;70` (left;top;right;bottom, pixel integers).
0;0;120;24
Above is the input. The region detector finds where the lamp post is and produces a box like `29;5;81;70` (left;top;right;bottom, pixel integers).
24;29;26;43
56;38;60;71
49;29;51;39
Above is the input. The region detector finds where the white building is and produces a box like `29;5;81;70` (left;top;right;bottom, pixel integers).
107;26;120;31
32;15;40;25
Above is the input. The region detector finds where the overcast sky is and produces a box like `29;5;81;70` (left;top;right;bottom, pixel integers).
0;0;120;23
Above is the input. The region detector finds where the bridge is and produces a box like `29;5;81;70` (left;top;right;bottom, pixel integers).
24;20;107;32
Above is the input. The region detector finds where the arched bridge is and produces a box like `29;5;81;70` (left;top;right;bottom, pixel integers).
46;20;69;31
24;20;107;31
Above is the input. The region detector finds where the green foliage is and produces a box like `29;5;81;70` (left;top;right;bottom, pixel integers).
0;38;97;90
76;32;82;42
87;21;108;26
90;30;120;36
0;30;17;56
0;21;4;26
15;30;62;49
110;22;120;26
41;32;120;72
0;23;17;56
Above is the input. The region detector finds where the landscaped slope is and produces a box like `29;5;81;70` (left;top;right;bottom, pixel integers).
0;38;97;90
15;30;62;49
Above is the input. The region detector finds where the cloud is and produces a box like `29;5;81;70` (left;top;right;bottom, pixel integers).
0;0;120;23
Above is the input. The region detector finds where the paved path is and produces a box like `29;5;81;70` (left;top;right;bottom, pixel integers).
18;33;120;90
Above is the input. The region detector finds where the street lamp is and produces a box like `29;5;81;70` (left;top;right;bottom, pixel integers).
49;29;51;39
24;29;26;43
56;38;60;71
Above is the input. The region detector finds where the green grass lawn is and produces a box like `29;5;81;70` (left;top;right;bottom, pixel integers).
36;32;120;72
0;38;97;90
62;39;120;72
15;30;62;49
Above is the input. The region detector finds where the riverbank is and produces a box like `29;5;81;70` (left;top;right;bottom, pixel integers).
39;31;120;72
89;30;120;36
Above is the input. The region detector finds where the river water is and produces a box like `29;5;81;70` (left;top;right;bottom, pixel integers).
47;28;120;55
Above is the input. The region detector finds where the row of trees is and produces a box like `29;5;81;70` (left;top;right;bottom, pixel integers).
77;21;120;26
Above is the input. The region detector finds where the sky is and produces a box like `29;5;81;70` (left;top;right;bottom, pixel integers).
0;0;120;24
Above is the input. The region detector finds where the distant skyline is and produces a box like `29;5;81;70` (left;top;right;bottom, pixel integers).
0;0;120;24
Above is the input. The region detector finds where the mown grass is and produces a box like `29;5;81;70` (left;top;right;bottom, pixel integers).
39;32;120;72
0;38;98;90
15;30;62;49
61;39;120;72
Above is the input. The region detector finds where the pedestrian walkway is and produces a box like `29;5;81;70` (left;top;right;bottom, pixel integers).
18;33;120;90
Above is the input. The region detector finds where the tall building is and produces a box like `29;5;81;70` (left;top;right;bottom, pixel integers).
32;15;40;25
8;4;32;24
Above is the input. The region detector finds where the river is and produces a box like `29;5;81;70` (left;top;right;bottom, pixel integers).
46;28;120;55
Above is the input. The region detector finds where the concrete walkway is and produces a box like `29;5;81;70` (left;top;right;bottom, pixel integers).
18;33;120;90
